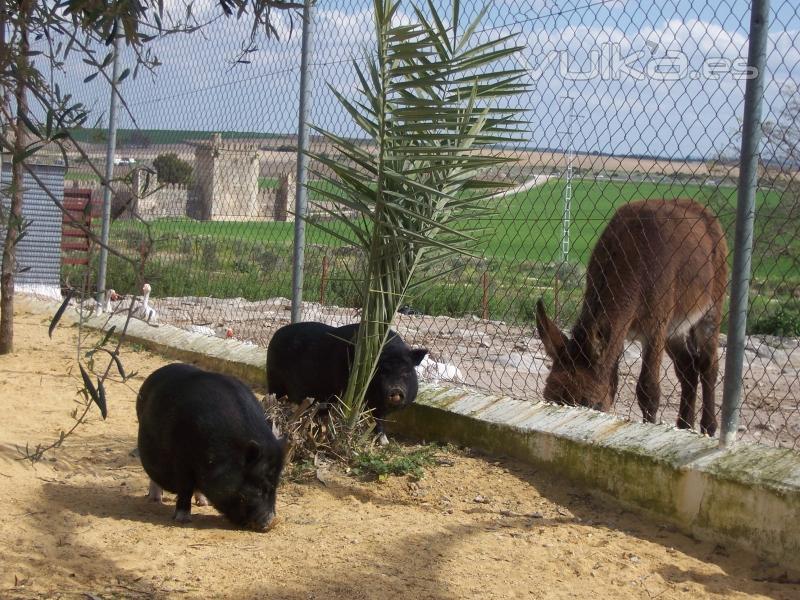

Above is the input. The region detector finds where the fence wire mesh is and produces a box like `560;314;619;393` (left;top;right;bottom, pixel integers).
39;0;800;449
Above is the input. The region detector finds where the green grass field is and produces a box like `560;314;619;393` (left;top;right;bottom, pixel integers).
259;177;279;190
70;128;284;146
71;178;797;332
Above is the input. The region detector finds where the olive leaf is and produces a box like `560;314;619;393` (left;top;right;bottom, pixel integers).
79;363;107;419
49;289;75;338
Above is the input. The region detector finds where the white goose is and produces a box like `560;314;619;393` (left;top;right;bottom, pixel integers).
104;289;122;314
188;324;234;338
137;283;158;323
93;288;121;315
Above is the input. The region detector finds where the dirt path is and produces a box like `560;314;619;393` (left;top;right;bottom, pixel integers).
0;310;797;599
488;174;553;199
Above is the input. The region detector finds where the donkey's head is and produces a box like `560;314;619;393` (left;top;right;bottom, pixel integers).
535;300;615;412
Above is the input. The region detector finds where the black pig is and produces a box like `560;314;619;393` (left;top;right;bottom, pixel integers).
137;363;286;530
266;322;428;435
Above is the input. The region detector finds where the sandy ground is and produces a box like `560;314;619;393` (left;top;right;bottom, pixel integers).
0;310;799;600
146;295;800;450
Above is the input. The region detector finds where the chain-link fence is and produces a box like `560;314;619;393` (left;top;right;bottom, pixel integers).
38;0;800;449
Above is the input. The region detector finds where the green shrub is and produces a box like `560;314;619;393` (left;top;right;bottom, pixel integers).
153;153;193;185
749;298;800;337
350;443;438;481
232;255;257;274
328;276;363;308
231;240;252;258
252;247;287;273
198;237;219;269
179;236;193;255
117;228;149;252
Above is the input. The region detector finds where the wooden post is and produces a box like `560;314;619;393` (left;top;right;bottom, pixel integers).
320;254;329;305
481;270;489;320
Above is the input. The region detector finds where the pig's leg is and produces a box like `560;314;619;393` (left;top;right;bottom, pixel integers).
173;490;193;523
194;492;210;506
374;421;389;446
147;480;163;503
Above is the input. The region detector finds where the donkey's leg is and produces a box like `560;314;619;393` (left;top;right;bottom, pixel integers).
694;314;721;437
667;336;700;430
610;356;621;403
636;327;667;424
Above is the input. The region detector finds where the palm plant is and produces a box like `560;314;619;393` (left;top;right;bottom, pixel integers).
306;0;528;436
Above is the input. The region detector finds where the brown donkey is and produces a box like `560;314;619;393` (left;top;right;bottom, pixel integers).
535;199;728;435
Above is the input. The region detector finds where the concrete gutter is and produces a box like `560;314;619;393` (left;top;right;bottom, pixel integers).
19;296;800;570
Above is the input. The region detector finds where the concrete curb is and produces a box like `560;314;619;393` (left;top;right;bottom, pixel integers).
19;296;800;570
388;388;800;571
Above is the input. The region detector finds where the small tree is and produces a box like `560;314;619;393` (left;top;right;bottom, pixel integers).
0;0;33;355
0;0;301;385
308;0;528;439
153;153;193;185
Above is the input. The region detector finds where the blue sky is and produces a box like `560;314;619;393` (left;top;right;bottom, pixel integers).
54;0;800;160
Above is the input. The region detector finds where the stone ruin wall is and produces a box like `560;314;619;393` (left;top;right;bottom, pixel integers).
70;134;298;222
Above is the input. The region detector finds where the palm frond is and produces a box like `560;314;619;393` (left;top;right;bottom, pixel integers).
304;0;529;434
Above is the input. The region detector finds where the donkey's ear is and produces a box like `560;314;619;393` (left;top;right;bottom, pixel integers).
585;320;611;363
535;299;567;359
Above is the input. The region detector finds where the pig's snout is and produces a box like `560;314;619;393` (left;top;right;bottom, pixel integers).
249;512;278;532
388;388;405;405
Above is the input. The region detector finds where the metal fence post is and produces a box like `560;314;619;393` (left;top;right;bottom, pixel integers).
96;25;122;305
719;0;771;448
290;0;314;323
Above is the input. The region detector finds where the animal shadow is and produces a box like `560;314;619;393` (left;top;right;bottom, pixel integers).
39;480;239;531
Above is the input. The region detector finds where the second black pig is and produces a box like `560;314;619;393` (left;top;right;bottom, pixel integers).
137;363;286;530
266;322;428;433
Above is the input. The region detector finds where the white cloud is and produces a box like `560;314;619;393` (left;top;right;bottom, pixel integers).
510;16;791;157
768;29;800;75
29;3;799;161
526;24;631;54
638;19;748;61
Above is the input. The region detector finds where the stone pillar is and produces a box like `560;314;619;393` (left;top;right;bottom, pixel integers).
193;136;218;220
275;172;296;222
209;143;259;220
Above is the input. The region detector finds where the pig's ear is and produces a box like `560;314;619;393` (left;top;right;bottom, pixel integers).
245;440;262;464
410;348;428;366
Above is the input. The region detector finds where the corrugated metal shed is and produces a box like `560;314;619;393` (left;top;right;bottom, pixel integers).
0;158;66;288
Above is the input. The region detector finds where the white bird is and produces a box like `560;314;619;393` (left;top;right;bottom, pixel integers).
136;283;158;323
188;324;216;336
93;288;122;315
104;289;122;314
416;355;464;383
188;324;235;338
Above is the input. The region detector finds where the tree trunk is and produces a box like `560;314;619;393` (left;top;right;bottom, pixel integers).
0;7;9;133
0;0;31;355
